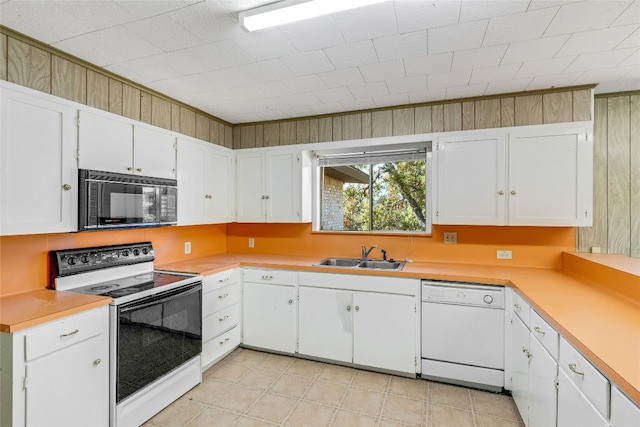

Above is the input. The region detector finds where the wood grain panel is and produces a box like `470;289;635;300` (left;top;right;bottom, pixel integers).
332;117;343;141
151;95;172;130
414;106;431;133
0;34;7;81
431;104;444;132
500;97;515;127
179;107;196;137
264;123;280;147
309;119;319;143
86;70;109;110
232;127;241;149
318;117;333;142
140;91;152;124
514;94;542;126
225;125;233;149
474;99;501;129
209;119;220;144
342;114;362;140
108;79;123;115
361;112;372;138
372;110;392;137
51;56;86;103
296;120;310;144
171;104;180;131
462;102;474;130
443;103;461;132
122;84;140;120
7;37;50;93
393;108;415;135
543;91;572;124
630;95;640;258
573;89;592;121
280;121;296;145
195;113;209;141
607;96;631;256
578;98;609;253
255;124;264;148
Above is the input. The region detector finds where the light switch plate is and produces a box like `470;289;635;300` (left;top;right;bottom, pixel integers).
248;238;254;248
444;232;457;244
184;242;191;254
497;250;512;259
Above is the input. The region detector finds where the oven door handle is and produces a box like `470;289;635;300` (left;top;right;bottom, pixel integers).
119;282;201;314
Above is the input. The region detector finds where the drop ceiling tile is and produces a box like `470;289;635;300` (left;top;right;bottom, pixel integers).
374;93;410;108
452;45;508;71
516;56;576;78
565;48;637;72
53;1;138;30
527;1;583;12
319;68;365;88
359;60;406;82
168;1;241;43
386;76;427;94
124;14;203;52
313;87;354;103
241;59;292;84
544;1;632;36
526;72;582;90
617;27;640;49
470;63;521;83
428;20;488;54
280;92;322;107
324;40;379;69
52;37;127;67
116;1;190;19
340;97;376;112
428;70;472;90
85;26;164;61
408;88;448;104
594;74;640;93
484;77;534;95
234;30;298;61
333;2;398;42
612;1;640;26
281;51;335;76
445;83;488;99
556;25;638;56
483;7;558;46
280;16;345;51
572;65;638;86
165;68;252;94
460;0;530;22
374;31;427;63
116;51;198;83
283;75;328;93
348;81;388;98
404;53;453;77
189;40;255;70
311;102;348;115
619;48;640;67
501;35;569;64
395;0;461;33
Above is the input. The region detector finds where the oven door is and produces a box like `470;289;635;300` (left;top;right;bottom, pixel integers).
115;282;202;403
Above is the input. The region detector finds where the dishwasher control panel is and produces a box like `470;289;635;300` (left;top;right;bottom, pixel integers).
421;280;504;308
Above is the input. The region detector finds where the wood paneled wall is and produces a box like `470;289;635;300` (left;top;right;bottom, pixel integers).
578;93;640;259
0;29;233;148
233;88;593;148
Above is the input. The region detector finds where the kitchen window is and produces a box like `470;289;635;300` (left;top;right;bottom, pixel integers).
314;144;432;234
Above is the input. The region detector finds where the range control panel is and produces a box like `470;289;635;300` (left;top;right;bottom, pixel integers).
50;242;155;280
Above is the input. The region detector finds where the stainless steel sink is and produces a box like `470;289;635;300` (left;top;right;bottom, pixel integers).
314;258;404;271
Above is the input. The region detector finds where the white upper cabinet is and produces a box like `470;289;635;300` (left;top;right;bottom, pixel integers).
78;109;176;180
433;123;593;226
236;148;311;223
0;83;78;235
177;136;234;225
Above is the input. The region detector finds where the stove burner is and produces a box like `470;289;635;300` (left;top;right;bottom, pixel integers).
91;284;120;291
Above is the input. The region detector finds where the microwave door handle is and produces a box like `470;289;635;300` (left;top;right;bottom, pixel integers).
119;284;201;314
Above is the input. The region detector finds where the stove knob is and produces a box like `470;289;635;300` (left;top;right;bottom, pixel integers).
483;295;494;304
133;248;140;256
67;256;77;266
141;247;149;255
121;250;129;257
81;255;90;264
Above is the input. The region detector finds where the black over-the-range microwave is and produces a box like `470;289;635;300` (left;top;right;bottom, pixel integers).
78;169;178;231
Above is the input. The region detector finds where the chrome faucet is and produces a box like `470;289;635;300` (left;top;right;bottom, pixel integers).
361;245;377;260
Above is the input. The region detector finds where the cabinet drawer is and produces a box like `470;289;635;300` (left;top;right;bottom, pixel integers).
203;303;240;341
203;282;240;315
530;310;559;360
512;292;530;326
25;307;107;361
202;326;240;367
243;268;296;286
559;337;610;418
203;268;241;292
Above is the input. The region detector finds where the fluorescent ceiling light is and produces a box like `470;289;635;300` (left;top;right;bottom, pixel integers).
239;0;388;32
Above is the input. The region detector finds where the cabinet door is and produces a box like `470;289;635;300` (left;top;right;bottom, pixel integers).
26;334;108;426
434;134;506;225
557;369;608;427
611;386;640;426
353;292;415;373
78;110;133;174
177;138;206;225
508;127;592;226
528;336;558;427
133;125;176;179
205;148;234;223
298;287;352;363
266;150;299;222
236;152;265;222
243;282;296;353
511;315;530;423
0;88;77;235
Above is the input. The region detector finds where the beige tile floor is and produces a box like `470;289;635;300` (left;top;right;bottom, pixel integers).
144;348;524;427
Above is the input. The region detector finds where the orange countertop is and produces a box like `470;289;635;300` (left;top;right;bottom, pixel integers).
0;289;111;333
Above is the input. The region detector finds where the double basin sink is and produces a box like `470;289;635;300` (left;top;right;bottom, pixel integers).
314;257;404;271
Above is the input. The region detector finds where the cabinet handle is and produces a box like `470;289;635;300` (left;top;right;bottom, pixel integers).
347;305;352;312
511;190;517;195
218;277;230;283
136;168;142;172
261;195;266;200
127;167;133;171
568;363;584;376
219;315;229;322
94;358;102;366
534;326;546;336
498;190;504;195
521;347;532;359
62;184;72;191
60;329;79;338
219;337;230;345
261;275;273;280
513;303;521;311
355;306;360;312
288;299;293;304
218;293;229;299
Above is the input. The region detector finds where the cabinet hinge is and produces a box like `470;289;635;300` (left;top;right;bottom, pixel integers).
435;209;439;217
297;210;300;217
554;377;559;390
585;209;588;218
75;115;80;127
297;153;300;161
22;376;28;391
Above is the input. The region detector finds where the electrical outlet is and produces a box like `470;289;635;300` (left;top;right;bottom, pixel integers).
591;246;601;254
248;238;254;248
184;242;191;254
497;250;512;260
443;232;457;244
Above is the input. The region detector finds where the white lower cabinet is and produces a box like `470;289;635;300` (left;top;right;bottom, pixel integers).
242;269;297;354
0;306;109;427
558;369;608;427
611;386;640;426
202;269;241;369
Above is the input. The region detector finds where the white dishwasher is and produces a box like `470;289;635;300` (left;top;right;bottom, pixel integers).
421;280;505;391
